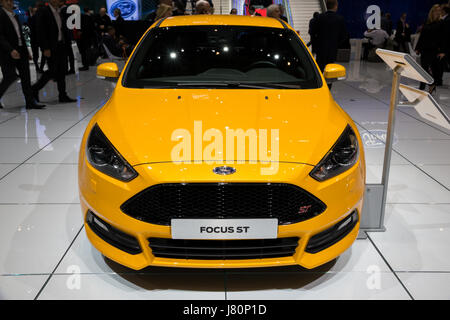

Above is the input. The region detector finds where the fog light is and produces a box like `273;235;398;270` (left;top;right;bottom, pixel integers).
86;210;142;255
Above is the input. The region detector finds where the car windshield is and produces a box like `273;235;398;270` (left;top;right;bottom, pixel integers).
123;25;322;89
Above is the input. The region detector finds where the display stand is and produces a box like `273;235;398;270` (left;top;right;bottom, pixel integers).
359;49;441;235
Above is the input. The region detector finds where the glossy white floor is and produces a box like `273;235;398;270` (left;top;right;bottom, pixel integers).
0;59;449;300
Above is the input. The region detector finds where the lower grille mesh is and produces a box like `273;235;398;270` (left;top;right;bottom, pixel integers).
148;237;300;260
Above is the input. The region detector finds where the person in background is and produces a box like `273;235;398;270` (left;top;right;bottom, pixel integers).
362;28;389;60
76;7;96;71
308;11;320;54
155;3;173;20
94;7;112;59
113;8;124;38
248;6;261;16
415;5;444;93
437;5;450;86
381;12;393;36
0;0;45;109
173;0;187;16
95;7;111;35
102;25;124;57
311;0;349;73
279;4;288;22
195;0;212;15
230;8;238;15
113;8;124;23
394;12;411;53
416;23;424;34
266;4;281;19
28;6;45;74
191;0;213;14
105;26;132;58
146;0;173;23
443;6;450;50
248;0;273;9
59;0;75;75
31;0;76;103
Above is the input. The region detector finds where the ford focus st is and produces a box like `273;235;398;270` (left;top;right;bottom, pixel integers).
79;15;365;270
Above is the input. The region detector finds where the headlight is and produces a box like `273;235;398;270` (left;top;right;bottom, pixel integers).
310;125;359;182
86;124;138;182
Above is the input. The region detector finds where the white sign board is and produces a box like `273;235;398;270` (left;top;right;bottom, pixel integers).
399;84;450;130
376;49;434;84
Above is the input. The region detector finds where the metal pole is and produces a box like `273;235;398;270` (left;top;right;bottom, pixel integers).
379;65;403;227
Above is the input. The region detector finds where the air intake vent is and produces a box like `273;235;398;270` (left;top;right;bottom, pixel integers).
306;210;359;254
86;210;141;255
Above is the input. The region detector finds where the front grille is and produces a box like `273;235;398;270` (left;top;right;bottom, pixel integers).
148;237;300;260
86;210;142;255
121;183;326;226
306;210;359;254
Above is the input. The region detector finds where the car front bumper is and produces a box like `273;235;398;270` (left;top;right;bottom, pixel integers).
79;159;365;270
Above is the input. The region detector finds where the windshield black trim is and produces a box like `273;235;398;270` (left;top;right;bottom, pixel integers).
121;24;154;88
288;30;323;89
277;18;289;29
155;16;168;28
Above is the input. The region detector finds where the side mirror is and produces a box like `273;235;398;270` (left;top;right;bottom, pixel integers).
323;64;346;82
97;63;120;80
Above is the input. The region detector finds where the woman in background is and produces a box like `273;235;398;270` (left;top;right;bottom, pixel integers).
415;5;445;93
155;3;173;20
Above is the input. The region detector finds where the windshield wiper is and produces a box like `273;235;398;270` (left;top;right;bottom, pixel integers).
176;81;264;89
175;81;302;89
265;82;303;89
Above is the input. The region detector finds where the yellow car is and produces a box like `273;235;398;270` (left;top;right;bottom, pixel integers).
79;15;365;270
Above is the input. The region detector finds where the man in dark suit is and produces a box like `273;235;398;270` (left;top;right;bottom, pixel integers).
60;0;75;74
94;7;112;59
27;6;45;74
95;7;112;35
394;13;411;53
76;7;96;71
31;0;76;103
308;12;320;54
381;12;393;36
0;0;45;109
310;0;349;72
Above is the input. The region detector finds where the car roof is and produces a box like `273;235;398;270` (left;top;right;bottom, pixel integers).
158;15;286;29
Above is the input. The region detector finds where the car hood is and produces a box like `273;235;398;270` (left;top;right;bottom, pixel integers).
95;87;351;166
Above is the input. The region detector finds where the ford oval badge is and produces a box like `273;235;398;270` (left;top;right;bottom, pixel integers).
213;166;236;175
110;0;137;19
